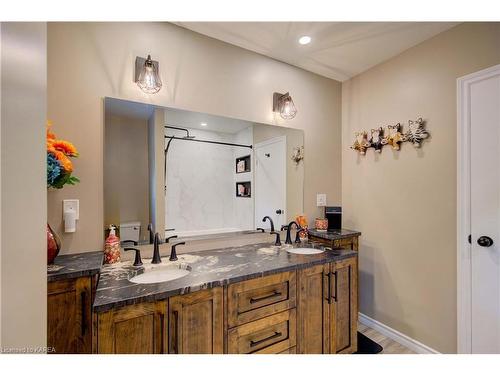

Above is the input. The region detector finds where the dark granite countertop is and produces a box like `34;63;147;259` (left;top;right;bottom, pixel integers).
93;242;357;313
47;251;103;282
308;228;361;241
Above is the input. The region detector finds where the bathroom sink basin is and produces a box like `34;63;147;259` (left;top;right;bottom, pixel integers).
130;264;191;284
286;247;325;255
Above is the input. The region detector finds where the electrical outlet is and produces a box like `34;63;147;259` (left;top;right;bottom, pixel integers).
63;199;79;220
316;194;327;207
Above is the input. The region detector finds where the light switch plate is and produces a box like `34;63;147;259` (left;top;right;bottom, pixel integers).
63;199;79;220
316;193;327;207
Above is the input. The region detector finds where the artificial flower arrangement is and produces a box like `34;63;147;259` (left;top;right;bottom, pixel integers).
46;121;80;189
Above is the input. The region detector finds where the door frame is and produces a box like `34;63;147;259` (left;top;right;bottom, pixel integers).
254;135;287;229
457;63;500;354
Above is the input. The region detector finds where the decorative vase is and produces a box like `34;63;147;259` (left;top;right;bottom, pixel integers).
315;218;328;232
47;223;61;264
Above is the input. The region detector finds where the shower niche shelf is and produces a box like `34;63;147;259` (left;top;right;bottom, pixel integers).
235;155;251;174
236;181;251;198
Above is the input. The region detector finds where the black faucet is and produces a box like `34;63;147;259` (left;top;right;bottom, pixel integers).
152;233;162;264
262;216;275;232
124;247;143;267
270;231;282;246
285;221;300;245
169;242;185;261
147;223;154;244
295;228;305;243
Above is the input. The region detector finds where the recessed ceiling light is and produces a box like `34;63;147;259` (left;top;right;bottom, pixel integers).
298;36;311;45
200;122;207;127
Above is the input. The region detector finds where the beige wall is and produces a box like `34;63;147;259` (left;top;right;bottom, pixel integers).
342;22;500;353
104;114;150;239
47;22;342;254
1;23;47;350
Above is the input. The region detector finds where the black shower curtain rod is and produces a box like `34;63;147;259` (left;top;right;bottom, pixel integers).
164;124;252;149
164;135;253;149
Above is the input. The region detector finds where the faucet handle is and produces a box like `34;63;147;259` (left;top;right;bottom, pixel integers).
256;227;265;233
124;248;143;267
121;239;138;246
166;235;178;243
170;242;186;262
270;231;281;246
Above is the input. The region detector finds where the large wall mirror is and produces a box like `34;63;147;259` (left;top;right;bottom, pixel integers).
104;97;304;244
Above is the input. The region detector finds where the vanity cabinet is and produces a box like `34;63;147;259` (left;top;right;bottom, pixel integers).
93;258;357;354
168;288;223;354
296;257;358;354
47;276;93;354
96;301;167;354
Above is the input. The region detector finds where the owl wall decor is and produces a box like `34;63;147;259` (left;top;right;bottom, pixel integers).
404;117;429;147
351;131;371;155
350;116;430;156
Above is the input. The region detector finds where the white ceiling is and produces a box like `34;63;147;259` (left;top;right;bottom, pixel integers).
165;107;253;134
176;22;459;81
104;97;253;134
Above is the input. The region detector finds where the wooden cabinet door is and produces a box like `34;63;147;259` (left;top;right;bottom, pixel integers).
296;264;330;354
330;257;358;354
47;277;92;353
168;287;223;354
97;301;167;354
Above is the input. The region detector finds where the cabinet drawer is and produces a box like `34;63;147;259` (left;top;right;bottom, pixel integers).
227;309;296;354
227;271;296;327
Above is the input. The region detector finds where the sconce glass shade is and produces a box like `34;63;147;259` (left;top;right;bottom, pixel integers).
273;92;297;120
136;55;162;94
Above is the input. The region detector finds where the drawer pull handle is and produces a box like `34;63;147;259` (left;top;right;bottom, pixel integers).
332;271;338;303
250;331;282;347
250;291;282;304
80;291;87;336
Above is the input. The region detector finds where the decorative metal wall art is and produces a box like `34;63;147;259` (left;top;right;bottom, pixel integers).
404;118;429;148
291;146;304;165
351;117;429;155
350;131;370;155
370;127;384;153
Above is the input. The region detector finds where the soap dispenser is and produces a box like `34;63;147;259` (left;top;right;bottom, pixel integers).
104;225;121;264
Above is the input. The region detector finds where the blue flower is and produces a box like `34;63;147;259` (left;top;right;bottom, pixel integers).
47;152;62;187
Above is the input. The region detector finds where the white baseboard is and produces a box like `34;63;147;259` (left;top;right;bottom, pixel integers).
358;312;440;354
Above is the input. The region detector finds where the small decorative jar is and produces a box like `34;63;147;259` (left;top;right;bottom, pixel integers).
315;218;328;232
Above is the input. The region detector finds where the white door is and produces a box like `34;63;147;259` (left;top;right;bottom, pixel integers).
254;136;286;231
465;67;500;353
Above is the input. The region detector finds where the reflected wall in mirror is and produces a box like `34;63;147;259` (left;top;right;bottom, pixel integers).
104;97;304;243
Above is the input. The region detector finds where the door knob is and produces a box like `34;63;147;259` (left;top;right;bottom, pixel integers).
477;236;494;247
276;209;283;215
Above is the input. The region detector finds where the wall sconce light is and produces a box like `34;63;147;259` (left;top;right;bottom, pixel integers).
135;55;162;94
273;92;297;120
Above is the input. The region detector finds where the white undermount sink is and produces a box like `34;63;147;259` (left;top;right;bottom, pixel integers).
130;264;191;284
286;247;325;255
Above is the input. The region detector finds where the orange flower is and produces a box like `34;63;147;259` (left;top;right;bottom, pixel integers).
52;140;78;157
53;150;73;173
46;120;56;141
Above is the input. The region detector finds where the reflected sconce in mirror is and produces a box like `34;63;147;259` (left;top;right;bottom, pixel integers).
135;55;162;94
273;92;297;120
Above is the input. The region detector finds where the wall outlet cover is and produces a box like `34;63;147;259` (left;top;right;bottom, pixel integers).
63;199;79;220
316;193;327;207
